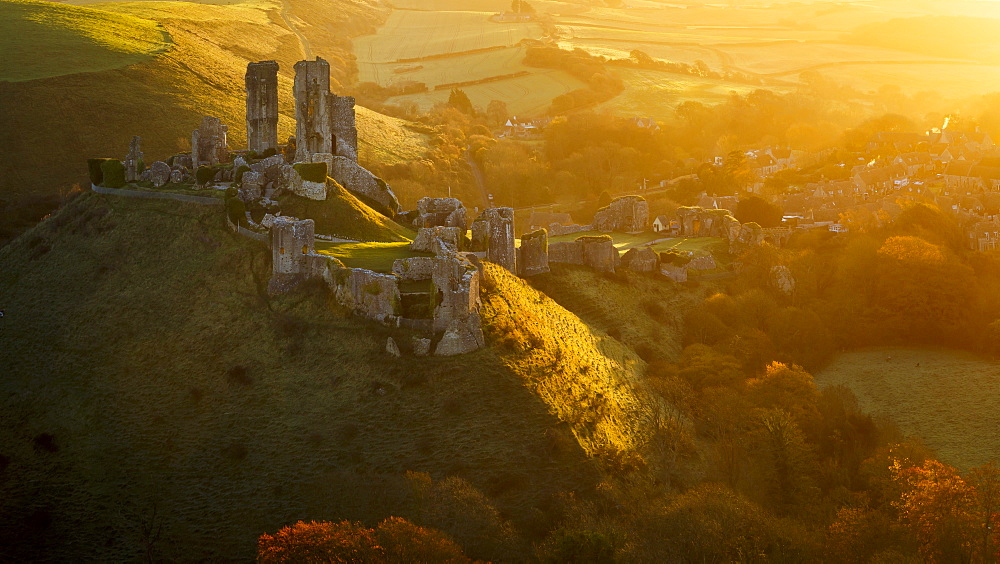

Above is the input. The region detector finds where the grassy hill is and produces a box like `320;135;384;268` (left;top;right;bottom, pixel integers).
0;0;172;82
0;192;679;560
0;0;428;245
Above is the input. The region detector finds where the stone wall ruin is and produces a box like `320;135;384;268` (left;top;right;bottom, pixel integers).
245;60;280;153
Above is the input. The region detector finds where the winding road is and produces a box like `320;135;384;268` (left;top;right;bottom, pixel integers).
280;0;313;60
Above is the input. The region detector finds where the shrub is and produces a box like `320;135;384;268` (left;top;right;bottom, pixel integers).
261;147;278;159
196;165;216;185
99;159;126;188
245;150;259;161
226;197;246;226
233;165;251;184
293;162;328;184
87;158;112;185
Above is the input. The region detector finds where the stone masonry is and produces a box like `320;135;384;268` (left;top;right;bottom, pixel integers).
294;57;334;161
592;195;649;232
268;216;327;294
517;229;549;277
192;116;229;166
124;136;143;182
330;94;358;161
470;207;516;273
245;60;280;153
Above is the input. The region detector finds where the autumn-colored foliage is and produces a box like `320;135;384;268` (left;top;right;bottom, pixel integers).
257;518;471;564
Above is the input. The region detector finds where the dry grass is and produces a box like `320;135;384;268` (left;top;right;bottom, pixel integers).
815;347;1000;469
480;263;673;459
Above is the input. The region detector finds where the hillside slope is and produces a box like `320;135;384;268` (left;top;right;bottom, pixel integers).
0;192;676;560
0;0;172;82
0;0;427;243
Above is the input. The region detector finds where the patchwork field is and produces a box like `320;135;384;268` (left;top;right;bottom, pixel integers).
356;0;1000;119
816;347;1000;469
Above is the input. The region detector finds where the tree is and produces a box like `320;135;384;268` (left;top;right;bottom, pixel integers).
539;529;615;564
257;520;382;563
485;99;508;127
448;89;475;115
257;518;471;563
736;195;783;228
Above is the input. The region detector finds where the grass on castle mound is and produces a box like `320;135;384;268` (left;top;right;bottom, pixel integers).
529;264;712;364
278;183;415;243
0;192;685;561
0;0;172;82
815;347;1000;470
316;241;430;272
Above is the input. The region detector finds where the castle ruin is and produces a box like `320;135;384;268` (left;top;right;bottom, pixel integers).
245;60;279;153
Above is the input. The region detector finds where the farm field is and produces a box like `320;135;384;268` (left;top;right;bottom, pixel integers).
356;0;1000;120
816;347;1000;469
354;9;542;66
388;69;586;116
595;68;771;117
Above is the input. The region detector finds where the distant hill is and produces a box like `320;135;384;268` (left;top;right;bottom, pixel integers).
0;0;427;243
0;190;679;560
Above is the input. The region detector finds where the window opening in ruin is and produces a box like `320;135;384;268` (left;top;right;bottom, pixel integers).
279;247;285;254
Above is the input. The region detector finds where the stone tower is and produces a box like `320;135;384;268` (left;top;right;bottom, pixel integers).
245;61;279;153
293;57;333;161
330;94;358;161
191;116;228;166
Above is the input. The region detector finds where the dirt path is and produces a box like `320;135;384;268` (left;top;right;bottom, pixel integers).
280;0;313;60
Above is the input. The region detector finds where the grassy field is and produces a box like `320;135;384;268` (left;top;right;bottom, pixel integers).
316;241;429;272
596;68;771;117
354;9;543;66
389;69;587;116
815;347;1000;469
0;0;172;82
0;192;687;560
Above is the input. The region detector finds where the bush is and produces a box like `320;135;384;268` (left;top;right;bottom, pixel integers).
196;165;216;185
99;159;126;188
87;158;112;185
261;147;278;159
226;197;246;226
293;162;328;184
234;165;251;184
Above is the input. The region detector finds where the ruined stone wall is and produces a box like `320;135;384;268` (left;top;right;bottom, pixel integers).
592;195;649;232
330;94;358;161
245;61;280;153
268;216;330;294
470;207;515;273
192;116;229;166
516;229;549;277
317;153;401;215
414;197;467;231
547;235;619;272
294;57;333;161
